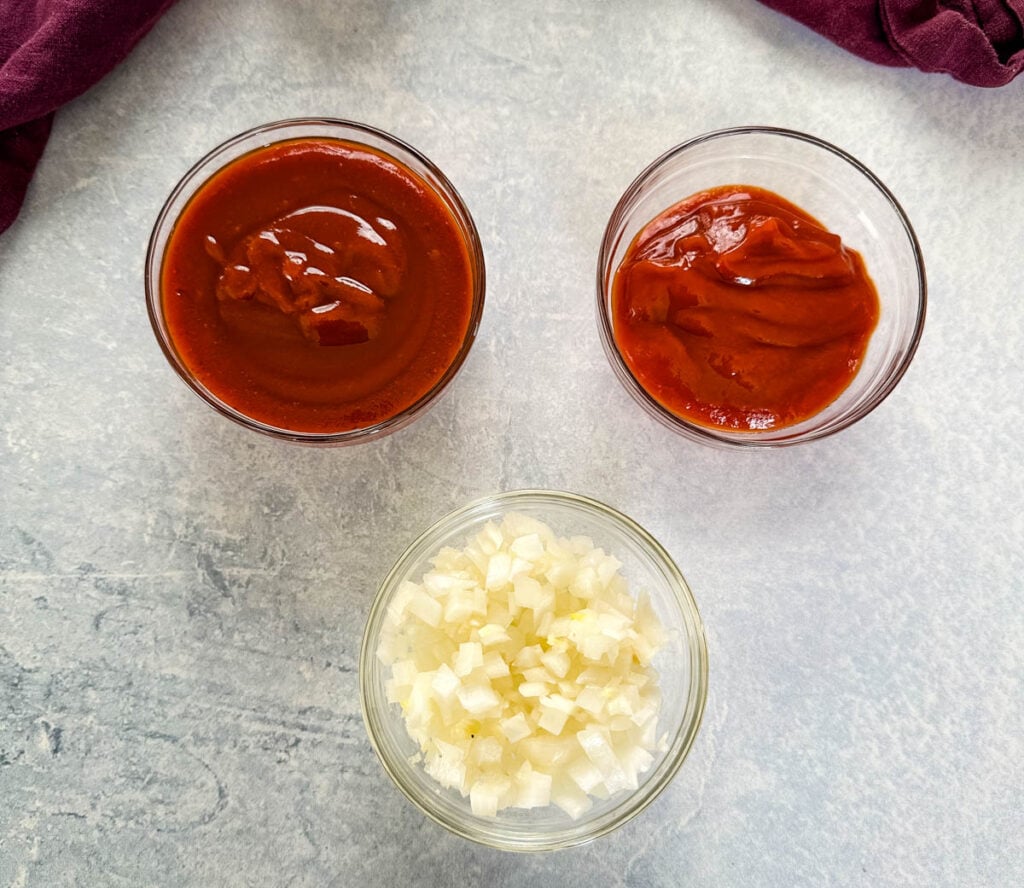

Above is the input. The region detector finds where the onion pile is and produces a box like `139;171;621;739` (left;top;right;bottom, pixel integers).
376;512;666;818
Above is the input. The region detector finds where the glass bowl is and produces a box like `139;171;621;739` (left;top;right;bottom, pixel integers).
597;126;927;448
359;489;708;851
145;118;485;445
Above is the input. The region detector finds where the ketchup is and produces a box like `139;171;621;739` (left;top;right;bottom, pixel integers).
161;138;475;433
611;185;880;431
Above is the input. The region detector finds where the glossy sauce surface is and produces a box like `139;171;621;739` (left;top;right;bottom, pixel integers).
611;185;880;431
161;138;475;433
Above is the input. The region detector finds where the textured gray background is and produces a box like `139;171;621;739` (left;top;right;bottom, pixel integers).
1;0;1022;885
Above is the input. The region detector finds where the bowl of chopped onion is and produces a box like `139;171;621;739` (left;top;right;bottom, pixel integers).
359;489;708;851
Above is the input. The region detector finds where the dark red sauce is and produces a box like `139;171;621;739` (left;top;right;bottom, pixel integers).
161;138;475;433
612;185;880;431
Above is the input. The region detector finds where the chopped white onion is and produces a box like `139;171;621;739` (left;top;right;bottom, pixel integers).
376;513;666;818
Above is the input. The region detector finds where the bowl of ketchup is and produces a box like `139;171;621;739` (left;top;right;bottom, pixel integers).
597;127;926;448
146;119;485;444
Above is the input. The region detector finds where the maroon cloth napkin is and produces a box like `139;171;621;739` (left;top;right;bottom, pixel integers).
0;0;178;235
758;0;1024;86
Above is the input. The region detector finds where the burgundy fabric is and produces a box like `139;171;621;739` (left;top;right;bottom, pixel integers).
759;0;1024;86
0;0;178;235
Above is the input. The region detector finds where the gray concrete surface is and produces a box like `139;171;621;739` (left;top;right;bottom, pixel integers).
1;1;1021;885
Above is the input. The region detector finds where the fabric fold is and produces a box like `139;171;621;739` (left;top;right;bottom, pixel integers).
0;0;178;235
758;0;1024;87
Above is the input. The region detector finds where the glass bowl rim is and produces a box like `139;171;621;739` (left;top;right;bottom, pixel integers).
596;124;928;449
358;488;709;851
144;116;486;445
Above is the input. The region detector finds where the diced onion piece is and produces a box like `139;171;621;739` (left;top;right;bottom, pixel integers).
424;570;472;595
391;659;418;688
510;533;545;561
522;734;579;769
408;590;442;627
540;648;571;678
431;663;461;700
470;775;509;817
483;651;510;679
512;575;544;609
606;692;634;717
619;743;655;789
426;748;465;790
575;685;606;716
486;552;513;590
500;713;532;743
508;557;533;580
473;737;504;765
478;522;503;554
551;780;593;819
512;644;543;668
597;554;623;587
568;756;605;793
454;641;484;677
537;694;576;736
478;623;511;647
430;546;463;571
577;726;631;794
579;633;615;662
456;681;501;714
444;592;476;624
513;763;552;809
386;581;419;624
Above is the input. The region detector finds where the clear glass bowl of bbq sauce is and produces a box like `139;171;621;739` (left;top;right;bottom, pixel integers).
146;118;485;445
598;126;926;448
